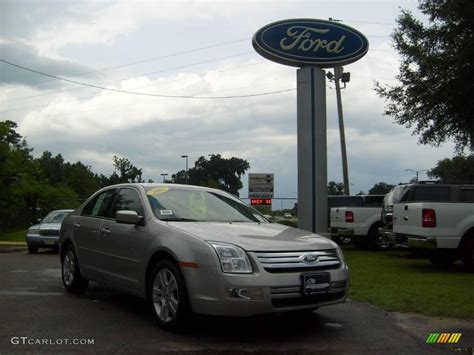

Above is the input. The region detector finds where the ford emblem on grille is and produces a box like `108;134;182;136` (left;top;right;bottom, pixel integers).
302;254;320;264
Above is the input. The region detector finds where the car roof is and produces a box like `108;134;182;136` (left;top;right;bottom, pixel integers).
101;183;237;198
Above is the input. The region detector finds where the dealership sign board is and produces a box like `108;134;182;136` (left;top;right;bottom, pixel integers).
252;18;369;67
249;173;274;199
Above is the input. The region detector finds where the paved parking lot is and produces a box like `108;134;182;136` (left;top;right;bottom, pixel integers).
1;247;473;354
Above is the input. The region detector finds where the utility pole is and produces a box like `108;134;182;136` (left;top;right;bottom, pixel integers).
181;155;189;184
333;66;350;195
405;169;428;183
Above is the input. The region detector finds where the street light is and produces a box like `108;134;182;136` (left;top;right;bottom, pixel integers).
181;155;188;184
160;173;168;183
405;169;428;183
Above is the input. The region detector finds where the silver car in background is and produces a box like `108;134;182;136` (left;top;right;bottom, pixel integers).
60;183;349;329
27;209;74;253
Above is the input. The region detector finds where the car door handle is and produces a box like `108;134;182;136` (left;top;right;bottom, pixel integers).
403;216;408;221
73;223;81;228
101;228;111;236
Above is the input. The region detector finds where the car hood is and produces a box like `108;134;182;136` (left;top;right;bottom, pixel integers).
167;222;337;251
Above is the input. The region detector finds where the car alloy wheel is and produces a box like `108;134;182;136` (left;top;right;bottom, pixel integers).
61;245;89;293
152;269;179;323
62;250;76;286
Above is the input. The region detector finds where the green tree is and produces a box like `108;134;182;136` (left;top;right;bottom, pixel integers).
37;151;66;186
111;155;144;183
64;161;102;199
172;154;250;196
327;181;344;195
368;182;395;195
375;0;474;151
428;155;474;182
0;121;80;229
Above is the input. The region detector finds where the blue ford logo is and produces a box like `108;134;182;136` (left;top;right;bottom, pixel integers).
252;18;369;67
302;254;320;264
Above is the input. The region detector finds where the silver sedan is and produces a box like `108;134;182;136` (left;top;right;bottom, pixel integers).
60;183;349;329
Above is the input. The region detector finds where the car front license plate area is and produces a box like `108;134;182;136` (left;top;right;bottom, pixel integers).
302;273;331;295
44;239;55;245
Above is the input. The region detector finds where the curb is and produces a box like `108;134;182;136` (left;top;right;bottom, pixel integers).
0;241;27;246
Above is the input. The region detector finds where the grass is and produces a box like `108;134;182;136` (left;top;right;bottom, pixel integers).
0;229;28;242
343;247;474;319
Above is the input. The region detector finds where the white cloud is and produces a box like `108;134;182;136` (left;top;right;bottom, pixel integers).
4;0;458;199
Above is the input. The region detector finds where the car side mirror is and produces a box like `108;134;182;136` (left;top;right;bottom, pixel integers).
116;210;143;225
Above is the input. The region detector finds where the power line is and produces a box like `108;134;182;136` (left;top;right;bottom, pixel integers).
17;81;296;120
1;38;250;92
341;19;395;26
1;43;394;106
0;59;295;100
0;61;267;114
0;51;255;103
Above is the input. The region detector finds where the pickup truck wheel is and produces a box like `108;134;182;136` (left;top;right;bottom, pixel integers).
332;235;352;246
367;224;389;250
460;238;474;272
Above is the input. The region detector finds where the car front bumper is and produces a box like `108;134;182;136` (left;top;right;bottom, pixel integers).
26;234;59;248
182;262;349;317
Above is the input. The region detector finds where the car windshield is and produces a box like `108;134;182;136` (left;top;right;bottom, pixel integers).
146;187;267;223
42;211;69;224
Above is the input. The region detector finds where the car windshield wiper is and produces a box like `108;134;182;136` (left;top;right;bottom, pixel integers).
161;217;199;222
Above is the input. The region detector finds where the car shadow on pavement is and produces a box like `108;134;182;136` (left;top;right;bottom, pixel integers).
83;282;336;339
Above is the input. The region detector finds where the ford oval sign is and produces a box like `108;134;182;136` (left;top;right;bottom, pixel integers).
252;19;369;67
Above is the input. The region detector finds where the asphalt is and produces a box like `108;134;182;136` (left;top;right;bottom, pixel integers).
0;246;473;354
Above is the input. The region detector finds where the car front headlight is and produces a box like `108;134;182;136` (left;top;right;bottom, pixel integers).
336;246;346;264
28;227;39;235
208;241;253;274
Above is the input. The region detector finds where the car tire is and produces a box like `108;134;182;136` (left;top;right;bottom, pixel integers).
28;245;38;254
148;259;190;331
460;237;474;273
368;224;390;250
61;245;89;293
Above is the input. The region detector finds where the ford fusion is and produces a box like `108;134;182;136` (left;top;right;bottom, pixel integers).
60;184;349;329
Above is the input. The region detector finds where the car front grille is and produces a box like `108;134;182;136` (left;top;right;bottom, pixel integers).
253;250;341;273
39;229;60;237
270;282;347;308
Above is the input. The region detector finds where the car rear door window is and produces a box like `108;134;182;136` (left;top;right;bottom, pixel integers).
82;189;116;218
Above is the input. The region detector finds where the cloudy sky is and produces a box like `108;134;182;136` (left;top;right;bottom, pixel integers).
0;0;455;205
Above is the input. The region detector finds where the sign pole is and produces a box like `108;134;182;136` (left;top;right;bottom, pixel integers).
297;67;327;233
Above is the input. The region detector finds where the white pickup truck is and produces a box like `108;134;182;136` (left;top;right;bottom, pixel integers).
390;182;474;272
330;195;386;249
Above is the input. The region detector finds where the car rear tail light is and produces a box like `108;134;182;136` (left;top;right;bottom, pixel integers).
422;209;436;228
345;211;354;223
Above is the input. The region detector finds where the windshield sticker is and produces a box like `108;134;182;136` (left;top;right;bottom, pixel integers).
159;210;173;216
147;187;170;196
